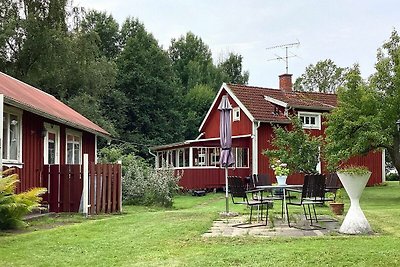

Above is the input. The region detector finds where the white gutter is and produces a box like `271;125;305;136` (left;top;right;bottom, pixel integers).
252;121;260;175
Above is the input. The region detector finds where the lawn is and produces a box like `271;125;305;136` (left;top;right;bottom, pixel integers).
1;183;400;266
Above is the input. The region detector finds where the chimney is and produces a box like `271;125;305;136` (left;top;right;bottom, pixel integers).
279;74;293;92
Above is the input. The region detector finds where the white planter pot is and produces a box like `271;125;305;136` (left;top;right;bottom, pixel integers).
276;175;287;186
337;171;372;235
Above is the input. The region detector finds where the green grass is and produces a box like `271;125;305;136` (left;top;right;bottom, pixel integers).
1;183;400;266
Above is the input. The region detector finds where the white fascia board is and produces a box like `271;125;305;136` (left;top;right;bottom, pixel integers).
198;83;255;132
264;96;288;108
187;134;252;144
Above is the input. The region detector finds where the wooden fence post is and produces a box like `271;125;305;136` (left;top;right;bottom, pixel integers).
83;154;89;216
117;160;122;213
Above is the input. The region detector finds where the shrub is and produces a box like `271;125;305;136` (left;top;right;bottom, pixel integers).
122;158;181;207
0;172;47;230
99;145;181;207
386;173;399;181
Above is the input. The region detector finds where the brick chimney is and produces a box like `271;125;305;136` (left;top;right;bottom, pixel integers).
279;74;293;92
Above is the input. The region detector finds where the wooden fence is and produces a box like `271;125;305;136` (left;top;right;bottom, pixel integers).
42;162;121;214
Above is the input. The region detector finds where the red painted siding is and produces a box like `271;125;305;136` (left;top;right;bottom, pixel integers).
202;89;252;138
177;167;251;189
14;110;97;193
256;121;383;186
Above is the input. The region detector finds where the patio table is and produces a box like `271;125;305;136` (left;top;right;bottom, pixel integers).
256;184;303;224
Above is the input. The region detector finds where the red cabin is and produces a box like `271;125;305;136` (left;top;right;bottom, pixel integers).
0;72;110;193
152;74;384;189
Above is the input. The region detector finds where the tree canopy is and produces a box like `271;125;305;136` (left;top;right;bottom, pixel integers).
0;2;251;159
263;117;321;174
294;59;350;93
325;30;400;173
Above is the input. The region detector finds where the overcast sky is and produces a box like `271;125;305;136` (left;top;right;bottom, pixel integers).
78;0;400;88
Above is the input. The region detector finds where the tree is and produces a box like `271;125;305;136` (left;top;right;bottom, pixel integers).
217;52;249;84
168;32;219;92
79;10;120;59
116;18;184;155
183;84;215;139
325;31;400;174
294;59;350;93
263;117;321;174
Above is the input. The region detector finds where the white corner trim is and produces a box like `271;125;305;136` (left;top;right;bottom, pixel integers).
252;121;260;175
264;96;288;108
198;83;255;132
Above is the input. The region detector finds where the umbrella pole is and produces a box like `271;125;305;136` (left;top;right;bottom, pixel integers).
225;167;229;214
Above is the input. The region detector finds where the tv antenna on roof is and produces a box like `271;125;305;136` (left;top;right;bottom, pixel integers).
266;41;300;74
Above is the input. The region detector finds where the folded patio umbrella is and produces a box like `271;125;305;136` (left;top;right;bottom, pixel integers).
218;95;235;214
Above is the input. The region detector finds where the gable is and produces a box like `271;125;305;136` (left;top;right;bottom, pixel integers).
198;83;254;133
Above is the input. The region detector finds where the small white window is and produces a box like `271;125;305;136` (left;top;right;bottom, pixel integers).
298;112;321;130
44;123;60;164
233;107;240;121
3;106;23;163
66;129;82;164
198;148;207;166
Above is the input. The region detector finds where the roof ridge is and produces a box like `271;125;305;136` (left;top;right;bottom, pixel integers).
227;83;278;91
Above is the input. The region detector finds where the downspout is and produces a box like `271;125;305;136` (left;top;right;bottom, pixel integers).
252;121;261;175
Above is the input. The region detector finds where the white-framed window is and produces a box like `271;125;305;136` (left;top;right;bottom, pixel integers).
209;148;220;166
197;148;207;166
43;123;60;164
66;129;82;164
233;107;240;121
3;106;23;163
234;147;249;168
298;111;321;130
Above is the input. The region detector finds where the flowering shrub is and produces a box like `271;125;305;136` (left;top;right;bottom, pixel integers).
270;159;290;176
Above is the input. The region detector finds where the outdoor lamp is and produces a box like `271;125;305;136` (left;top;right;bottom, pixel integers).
397;119;400;132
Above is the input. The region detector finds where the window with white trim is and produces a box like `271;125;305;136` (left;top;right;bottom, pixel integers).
234;147;249;167
44;123;60;164
298;112;321;130
233;107;240;121
3;107;22;163
66;130;82;164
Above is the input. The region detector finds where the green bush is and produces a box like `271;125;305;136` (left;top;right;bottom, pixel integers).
386;173;399;181
99;145;181;207
0;172;47;230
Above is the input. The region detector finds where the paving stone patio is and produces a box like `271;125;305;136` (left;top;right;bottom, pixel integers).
202;214;340;237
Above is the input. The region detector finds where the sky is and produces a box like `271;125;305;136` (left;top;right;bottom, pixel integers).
78;0;400;88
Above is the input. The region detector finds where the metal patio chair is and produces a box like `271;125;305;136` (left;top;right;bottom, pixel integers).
228;176;273;226
324;173;342;202
286;174;326;228
251;173;285;216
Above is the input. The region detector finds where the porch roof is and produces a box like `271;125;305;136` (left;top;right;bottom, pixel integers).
0;72;110;137
151;134;252;151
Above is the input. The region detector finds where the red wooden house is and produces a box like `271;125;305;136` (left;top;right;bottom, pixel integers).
153;74;384;189
0;71;110;193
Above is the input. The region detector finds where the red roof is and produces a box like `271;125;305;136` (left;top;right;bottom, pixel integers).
227;83;337;123
0;72;109;136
